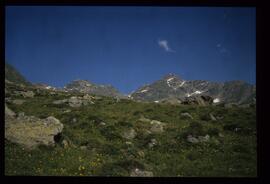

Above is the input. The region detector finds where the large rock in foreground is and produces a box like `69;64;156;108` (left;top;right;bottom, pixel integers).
5;108;64;149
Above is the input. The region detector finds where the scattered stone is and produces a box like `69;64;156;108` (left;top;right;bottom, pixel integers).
137;150;145;158
72;118;77;123
209;113;217;121
138;116;152;123
130;168;153;177
144;130;152;135
82;94;93;100
68;96;83;107
198;134;210;142
150;120;164;133
80;146;87;150
20;91;35;98
53;99;68;105
148;138;158;148
122;129;136;140
17;112;25;119
99;122;106;126
93;96;102;100
63;109;71;113
187;134;210;143
234;127;241;132
125;141;133;145
115;97;121;103
62;140;69;148
187;135;199;143
218;133;224;138
216;116;224;120
12;99;26;105
181;112;193;119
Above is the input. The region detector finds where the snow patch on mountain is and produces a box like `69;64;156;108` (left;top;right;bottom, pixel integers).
179;81;186;87
167;78;174;82
186;90;204;97
140;89;148;93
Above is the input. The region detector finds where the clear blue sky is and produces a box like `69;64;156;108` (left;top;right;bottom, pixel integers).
5;6;256;94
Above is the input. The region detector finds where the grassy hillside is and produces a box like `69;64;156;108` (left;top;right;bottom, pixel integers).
5;83;256;177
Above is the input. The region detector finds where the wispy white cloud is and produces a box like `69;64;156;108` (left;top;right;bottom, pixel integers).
158;39;175;52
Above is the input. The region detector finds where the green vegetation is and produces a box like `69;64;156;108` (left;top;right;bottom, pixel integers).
5;83;257;177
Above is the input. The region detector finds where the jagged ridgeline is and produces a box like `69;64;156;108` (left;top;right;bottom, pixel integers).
130;73;256;105
5;62;31;86
64;80;125;98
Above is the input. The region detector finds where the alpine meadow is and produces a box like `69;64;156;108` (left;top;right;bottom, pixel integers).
5;6;256;177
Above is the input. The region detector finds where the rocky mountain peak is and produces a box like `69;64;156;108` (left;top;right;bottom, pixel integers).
162;73;182;81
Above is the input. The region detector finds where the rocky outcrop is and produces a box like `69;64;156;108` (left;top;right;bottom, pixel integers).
5;107;64;149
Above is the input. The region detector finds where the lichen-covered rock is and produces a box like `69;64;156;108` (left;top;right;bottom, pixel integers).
5;115;64;149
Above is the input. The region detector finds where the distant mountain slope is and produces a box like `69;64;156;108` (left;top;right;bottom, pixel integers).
5;63;31;85
64;80;125;98
130;74;256;105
